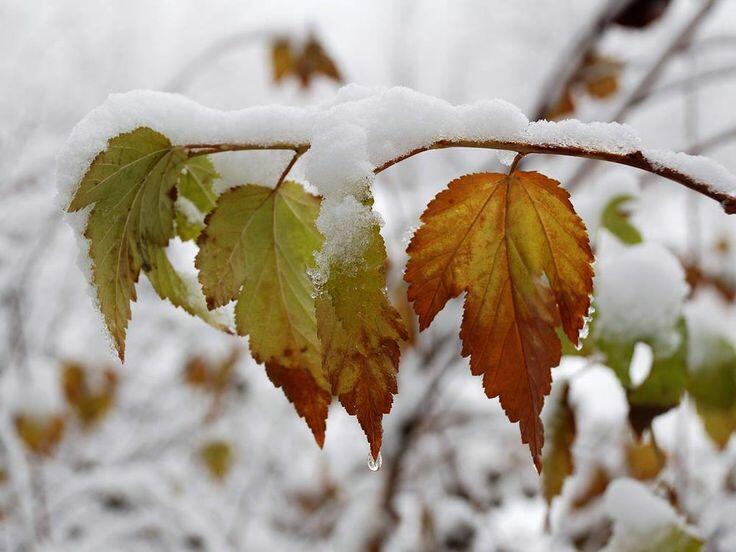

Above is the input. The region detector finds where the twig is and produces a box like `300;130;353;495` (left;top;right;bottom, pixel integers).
566;0;718;189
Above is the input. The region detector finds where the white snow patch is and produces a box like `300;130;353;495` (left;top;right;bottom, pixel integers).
527;119;641;155
595;242;688;349
603;479;698;551
646;149;736;196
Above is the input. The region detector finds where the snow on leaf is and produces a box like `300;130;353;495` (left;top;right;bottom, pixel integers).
196;182;331;445
541;380;576;505
67;127;187;360
405;172;594;471
316;222;408;460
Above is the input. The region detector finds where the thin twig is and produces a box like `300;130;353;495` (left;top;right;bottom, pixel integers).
183;136;736;213
566;0;718;190
275;151;302;188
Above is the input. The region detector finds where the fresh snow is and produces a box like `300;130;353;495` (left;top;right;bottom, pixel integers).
603;479;699;552
595;242;689;351
646;149;736;197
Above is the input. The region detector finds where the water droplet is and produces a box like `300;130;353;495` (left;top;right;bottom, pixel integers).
575;302;596;350
367;452;382;472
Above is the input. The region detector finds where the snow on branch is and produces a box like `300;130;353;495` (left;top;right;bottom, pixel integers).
59;85;736;212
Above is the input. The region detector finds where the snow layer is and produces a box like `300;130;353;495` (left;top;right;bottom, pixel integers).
603;479;699;552
646;149;736;197
57;85;736;281
595;242;689;350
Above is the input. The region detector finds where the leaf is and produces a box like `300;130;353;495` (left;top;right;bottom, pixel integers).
600;323;688;436
316;224;408;459
174;155;219;241
541;380;576;505
405;172;594;470
601;195;642;245
627;326;688;436
196;182;331;444
67;127;187;360
687;339;736;449
14;413;65;456
626;437;665;480
200;440;233;481
271;38;294;82
62;362;118;428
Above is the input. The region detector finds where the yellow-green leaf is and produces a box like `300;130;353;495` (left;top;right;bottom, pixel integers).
67;127;186;360
196;182;330;444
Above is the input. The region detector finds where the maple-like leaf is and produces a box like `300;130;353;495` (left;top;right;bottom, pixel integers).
67;127;187;360
316;224;408;460
196;182;331;444
405;172;594;470
541;380;576;504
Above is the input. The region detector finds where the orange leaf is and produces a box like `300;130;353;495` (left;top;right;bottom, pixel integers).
316;225;408;459
405;172;593;471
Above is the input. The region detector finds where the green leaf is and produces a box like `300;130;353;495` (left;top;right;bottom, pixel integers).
627;323;688;436
67;127;186;359
687;339;736;448
174;156;219;241
601;195;642;245
196;181;331;444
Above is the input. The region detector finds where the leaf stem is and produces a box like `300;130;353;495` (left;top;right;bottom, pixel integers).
508;153;526;174
275;151;302;188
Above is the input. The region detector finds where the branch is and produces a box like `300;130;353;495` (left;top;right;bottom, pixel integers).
183;136;736;214
373;138;736;213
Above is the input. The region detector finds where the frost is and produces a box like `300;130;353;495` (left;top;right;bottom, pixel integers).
595;242;688;348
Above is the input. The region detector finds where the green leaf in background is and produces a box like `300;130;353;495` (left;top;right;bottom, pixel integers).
687;339;736;449
67;127;186;360
598;323;688;436
627;323;688;436
195;181;331;445
175;155;219;241
601;195;642;245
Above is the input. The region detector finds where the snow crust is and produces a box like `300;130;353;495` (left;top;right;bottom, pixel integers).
595;242;688;350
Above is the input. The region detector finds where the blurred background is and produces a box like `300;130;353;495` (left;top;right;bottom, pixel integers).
2;0;736;550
